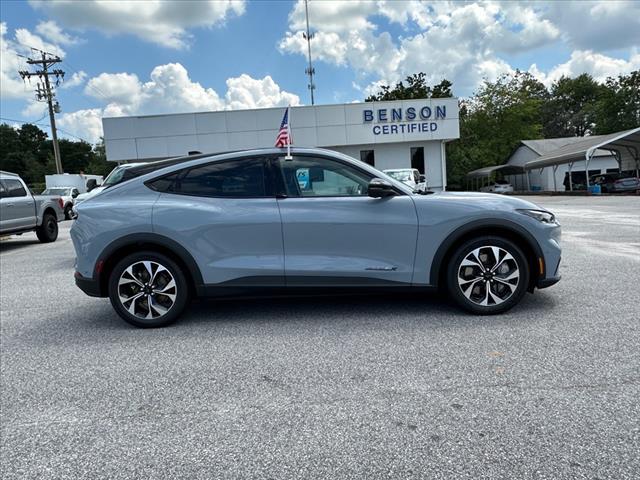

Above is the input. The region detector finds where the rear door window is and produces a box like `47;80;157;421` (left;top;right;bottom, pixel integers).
149;158;269;198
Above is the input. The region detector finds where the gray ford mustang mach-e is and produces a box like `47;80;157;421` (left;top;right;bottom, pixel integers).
71;148;561;328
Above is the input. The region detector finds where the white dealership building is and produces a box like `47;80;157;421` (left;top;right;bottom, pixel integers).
102;98;460;191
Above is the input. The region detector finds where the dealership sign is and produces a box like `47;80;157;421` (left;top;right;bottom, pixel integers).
363;105;447;136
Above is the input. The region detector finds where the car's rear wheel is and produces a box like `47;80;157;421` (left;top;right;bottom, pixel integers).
446;236;530;315
36;212;58;243
108;251;189;328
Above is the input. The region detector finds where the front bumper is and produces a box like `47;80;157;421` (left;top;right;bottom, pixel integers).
74;272;102;297
538;274;561;289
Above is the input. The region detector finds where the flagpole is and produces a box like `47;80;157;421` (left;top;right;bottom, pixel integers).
285;105;292;160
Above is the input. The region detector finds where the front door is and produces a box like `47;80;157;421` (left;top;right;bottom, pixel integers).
272;155;419;286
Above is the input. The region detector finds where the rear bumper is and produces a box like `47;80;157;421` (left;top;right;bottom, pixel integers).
74;272;102;297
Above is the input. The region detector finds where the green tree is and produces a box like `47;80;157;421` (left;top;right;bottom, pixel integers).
365;73;453;101
446;70;548;187
543;73;604;137
592;71;640;134
86;138;115;177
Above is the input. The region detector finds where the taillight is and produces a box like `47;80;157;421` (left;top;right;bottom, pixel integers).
58;198;64;209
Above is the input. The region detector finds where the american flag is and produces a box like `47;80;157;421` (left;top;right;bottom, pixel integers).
275;107;292;147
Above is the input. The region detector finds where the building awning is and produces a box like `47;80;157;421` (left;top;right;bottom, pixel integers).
524;127;640;171
466;164;525;179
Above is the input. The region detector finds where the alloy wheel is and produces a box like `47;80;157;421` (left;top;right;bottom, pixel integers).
117;261;177;319
457;246;520;307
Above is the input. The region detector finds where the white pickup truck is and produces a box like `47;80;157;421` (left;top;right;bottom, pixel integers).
0;171;65;243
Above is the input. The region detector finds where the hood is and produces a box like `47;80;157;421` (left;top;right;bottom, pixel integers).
415;191;547;212
76;186;106;202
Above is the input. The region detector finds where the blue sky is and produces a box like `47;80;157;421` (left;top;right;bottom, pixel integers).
1;1;638;143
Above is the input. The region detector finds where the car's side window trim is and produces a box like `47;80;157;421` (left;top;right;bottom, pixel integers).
272;153;406;199
145;155;276;199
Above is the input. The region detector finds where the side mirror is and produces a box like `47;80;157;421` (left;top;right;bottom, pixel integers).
86;179;97;192
419;175;426;182
368;178;396;198
71;191;79;198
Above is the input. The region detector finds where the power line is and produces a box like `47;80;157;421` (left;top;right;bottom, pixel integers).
62;59;111;103
0;116;93;144
18;50;66;174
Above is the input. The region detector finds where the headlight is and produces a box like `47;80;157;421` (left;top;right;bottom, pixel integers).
517;209;557;224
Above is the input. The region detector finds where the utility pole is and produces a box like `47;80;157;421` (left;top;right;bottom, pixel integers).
19;50;65;174
303;0;316;104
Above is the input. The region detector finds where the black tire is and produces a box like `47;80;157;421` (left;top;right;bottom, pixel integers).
108;251;190;328
446;236;530;315
64;204;73;220
36;212;58;243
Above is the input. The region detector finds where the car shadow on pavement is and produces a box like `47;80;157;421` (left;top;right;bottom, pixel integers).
55;289;559;335
0;238;41;253
172;290;559;330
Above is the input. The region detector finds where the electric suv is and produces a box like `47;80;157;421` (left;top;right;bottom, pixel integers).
71;148;561;328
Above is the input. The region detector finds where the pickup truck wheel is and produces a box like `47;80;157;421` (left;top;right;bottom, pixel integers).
446;236;529;315
108;251;189;328
36;212;58;243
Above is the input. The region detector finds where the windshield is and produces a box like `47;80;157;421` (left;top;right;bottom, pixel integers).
42;188;69;195
102;166;127;186
386;171;412;181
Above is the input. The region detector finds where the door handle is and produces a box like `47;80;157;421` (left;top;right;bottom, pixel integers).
5;203;14;207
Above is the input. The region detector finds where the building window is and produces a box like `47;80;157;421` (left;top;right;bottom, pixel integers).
411;147;425;174
360;150;375;167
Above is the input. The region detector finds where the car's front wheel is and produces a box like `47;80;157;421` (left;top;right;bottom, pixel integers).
108;251;189;328
447;237;530;315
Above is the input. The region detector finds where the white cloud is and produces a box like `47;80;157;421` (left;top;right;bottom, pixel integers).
85;72;142;105
279;0;637;97
35;20;81;46
14;27;65;57
21;99;48;118
225;74;300;109
0;23;30;100
29;0;246;49
57;108;104;144
58;63;300;143
0;22;71;100
542;0;640;52
530;49;640;87
60;70;87;89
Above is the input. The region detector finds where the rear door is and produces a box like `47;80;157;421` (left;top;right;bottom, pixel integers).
151;156;285;286
0;178;36;231
272;154;419;286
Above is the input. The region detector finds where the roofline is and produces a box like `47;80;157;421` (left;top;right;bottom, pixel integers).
586;127;640;158
0;170;19;176
102;98;460;121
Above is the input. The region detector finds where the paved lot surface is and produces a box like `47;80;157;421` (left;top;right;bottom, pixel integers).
1;195;639;479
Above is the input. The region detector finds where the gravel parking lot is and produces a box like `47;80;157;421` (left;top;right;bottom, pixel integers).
1;195;639;479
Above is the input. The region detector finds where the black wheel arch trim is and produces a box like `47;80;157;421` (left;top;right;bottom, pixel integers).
94;232;204;296
429;218;544;287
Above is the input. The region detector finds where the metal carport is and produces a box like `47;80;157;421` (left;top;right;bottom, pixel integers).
465;164;525;190
523;127;640;191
